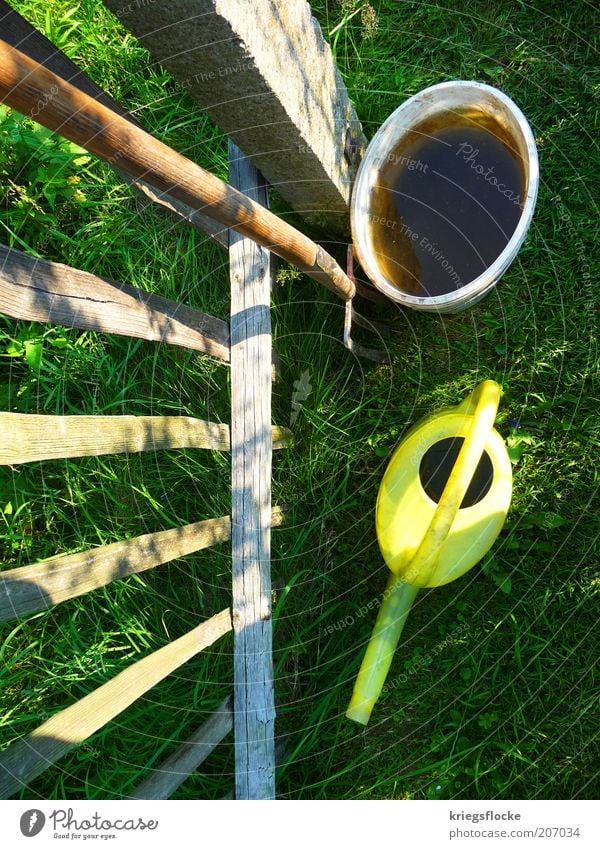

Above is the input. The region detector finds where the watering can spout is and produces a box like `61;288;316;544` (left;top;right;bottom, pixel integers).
345;576;419;725
346;379;511;725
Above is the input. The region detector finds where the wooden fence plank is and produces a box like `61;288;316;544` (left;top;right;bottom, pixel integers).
221;736;288;800
229;143;276;800
0;244;230;361
0;413;291;465
0;609;232;799
0;413;228;463
0;1;227;247
129;695;233;800
0;40;355;301
103;0;367;235
0;508;284;622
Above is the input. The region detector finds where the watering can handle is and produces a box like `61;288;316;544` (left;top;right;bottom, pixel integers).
404;379;501;586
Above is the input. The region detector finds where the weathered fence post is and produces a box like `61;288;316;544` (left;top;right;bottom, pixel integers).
228;141;276;799
103;0;366;234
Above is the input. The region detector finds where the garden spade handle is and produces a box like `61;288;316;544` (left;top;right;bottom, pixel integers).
0;39;355;301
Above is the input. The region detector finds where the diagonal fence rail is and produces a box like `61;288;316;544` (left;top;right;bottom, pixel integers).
0;39;355;301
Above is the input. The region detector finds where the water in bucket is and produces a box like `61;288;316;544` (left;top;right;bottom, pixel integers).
369;109;526;298
351;82;539;312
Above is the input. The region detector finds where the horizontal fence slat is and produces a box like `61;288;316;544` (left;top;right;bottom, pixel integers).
0;413;228;463
129;695;233;800
0;609;232;798
0;244;230;360
0;414;291;464
0;507;284;621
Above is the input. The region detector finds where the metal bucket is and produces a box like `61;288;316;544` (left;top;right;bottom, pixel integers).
350;81;539;312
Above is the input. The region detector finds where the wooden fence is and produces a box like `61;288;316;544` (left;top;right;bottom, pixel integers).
0;0;388;796
0;7;319;800
0;141;288;798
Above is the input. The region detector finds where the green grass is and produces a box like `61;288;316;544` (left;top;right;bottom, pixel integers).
0;0;598;800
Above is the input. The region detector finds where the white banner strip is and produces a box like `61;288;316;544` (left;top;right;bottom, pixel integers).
0;799;598;848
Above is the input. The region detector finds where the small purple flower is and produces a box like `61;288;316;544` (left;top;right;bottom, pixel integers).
508;419;522;429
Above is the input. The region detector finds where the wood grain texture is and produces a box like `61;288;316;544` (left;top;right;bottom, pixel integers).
103;0;367;236
221;736;288;800
0;39;355;300
0;507;284;622
0;2;228;247
0;609;232;799
0;413;229;463
229;143;276;800
0;413;291;464
129;695;233;799
0;243;230;360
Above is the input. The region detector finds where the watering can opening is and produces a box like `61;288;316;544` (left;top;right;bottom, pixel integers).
419;436;494;508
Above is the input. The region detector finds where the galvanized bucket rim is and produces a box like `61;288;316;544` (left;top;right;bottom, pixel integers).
350;80;539;311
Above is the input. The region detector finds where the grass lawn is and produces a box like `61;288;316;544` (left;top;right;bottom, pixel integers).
0;0;598;799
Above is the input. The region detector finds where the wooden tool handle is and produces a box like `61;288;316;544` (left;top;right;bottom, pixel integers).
0;39;355;300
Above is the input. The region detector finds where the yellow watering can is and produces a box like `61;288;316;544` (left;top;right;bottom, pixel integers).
346;380;512;725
